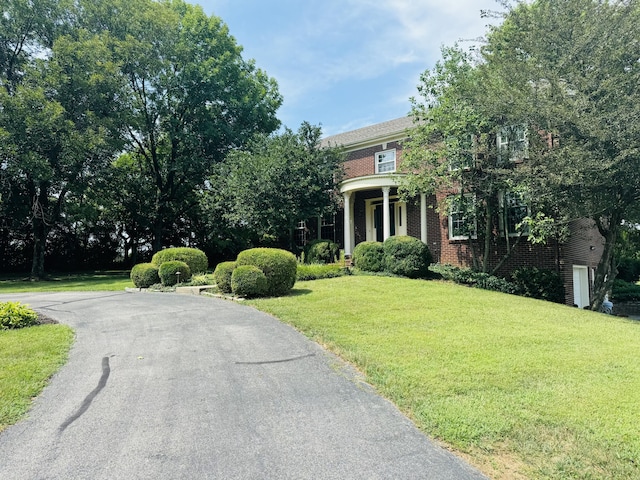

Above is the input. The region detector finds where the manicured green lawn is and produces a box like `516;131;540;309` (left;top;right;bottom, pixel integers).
248;276;640;480
0;324;74;432
0;271;134;292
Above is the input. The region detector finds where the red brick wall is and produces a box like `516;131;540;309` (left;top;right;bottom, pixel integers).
339;139;602;306
342;141;404;179
561;219;605;305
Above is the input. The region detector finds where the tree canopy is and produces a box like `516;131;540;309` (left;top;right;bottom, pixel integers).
203;122;344;253
0;0;282;276
402;0;640;308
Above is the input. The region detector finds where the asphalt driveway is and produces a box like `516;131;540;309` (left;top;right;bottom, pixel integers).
0;291;487;479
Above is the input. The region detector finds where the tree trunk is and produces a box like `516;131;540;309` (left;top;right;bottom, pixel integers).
590;213;621;311
30;216;47;280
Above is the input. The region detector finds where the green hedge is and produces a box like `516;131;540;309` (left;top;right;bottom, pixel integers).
236;248;297;296
510;267;566;303
212;261;237;294
383;236;432;279
130;263;160;288
0;301;39;330
304;239;340;264
158;261;191;286
352;241;385;272
231;265;268;298
296;263;347;281
612;279;640;302
152;247;208;274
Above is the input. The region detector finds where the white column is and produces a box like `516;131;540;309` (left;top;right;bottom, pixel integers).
343;192;352;257
382;187;391;241
420;193;428;244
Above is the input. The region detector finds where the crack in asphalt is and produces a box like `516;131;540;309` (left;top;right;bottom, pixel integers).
37;292;128;310
58;356;112;434
235;353;316;365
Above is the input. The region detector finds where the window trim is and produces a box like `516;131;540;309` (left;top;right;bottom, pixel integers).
375;148;396;174
448;194;477;241
501;191;530;237
497;124;528;162
448;133;476;171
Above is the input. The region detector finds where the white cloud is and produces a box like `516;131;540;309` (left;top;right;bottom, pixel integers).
198;0;503;128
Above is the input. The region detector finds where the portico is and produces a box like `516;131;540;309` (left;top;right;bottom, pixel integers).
340;174;428;257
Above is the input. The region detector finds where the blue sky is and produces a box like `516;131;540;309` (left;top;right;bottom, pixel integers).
196;0;502;136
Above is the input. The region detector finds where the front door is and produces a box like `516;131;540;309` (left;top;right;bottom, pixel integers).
374;203;395;242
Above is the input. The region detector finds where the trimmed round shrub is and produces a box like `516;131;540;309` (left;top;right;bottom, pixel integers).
510;267;565;303
383;236;432;278
231;265;268;298
304;239;340;264
0;301;39;330
130;263;160;288
236;248;297;296
158;261;191;286
152;247;208;274
352;241;385;272
213;261;237;294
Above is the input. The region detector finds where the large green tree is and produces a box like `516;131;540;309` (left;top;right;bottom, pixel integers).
203;122;344;252
81;0;282;252
400;46;534;274
403;0;640;309
1;0;283;275
482;0;640;308
0;21;125;278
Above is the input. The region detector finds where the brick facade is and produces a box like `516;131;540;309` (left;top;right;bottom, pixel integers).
342;141;404;180
320;116;604;307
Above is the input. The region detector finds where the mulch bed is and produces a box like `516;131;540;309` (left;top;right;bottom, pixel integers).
36;313;59;325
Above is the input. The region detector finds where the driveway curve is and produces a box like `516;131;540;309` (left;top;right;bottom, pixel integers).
0;291;487;479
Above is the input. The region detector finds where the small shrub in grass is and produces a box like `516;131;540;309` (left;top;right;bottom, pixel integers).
474;273;519;294
231;265;268;298
510;267;565;303
304;239;340;264
431;264;481;284
383;236;432;279
130;263;160;288
212;261;236;293
236;248;297;296
352;241;385;272
297;263;347;281
151;247;208;274
158;261;191;286
0;301;38;330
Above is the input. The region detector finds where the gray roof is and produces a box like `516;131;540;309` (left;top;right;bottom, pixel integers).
320;116;415;149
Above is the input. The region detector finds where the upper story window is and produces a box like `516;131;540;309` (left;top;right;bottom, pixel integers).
448;194;476;240
498;124;528;162
448;134;476;171
502;191;530;236
375;149;396;174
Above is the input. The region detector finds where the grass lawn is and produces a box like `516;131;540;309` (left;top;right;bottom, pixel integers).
248;275;640;480
0;271;134;293
0;324;74;432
